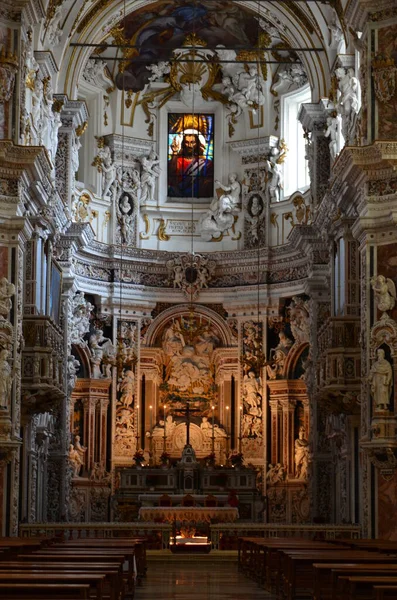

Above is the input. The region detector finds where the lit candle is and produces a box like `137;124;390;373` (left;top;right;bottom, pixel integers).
226;405;229;433
239;405;243;439
211;405;215;454
149;405;153;431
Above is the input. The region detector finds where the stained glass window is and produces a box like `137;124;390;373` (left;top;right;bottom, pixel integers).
167;113;214;199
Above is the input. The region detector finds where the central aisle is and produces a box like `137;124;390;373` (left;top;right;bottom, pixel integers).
136;558;274;599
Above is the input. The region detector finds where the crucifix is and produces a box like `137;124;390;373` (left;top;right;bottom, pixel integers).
174;401;201;447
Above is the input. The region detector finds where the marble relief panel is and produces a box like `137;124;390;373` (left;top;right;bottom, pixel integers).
376;24;397;140
0;247;8;278
378;470;397;540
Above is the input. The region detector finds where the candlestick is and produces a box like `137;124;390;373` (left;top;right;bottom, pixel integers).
136;404;140;449
239;405;243;453
211;405;215;455
163;404;167;453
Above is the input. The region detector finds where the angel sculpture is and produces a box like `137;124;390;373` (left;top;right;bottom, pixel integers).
371;274;396;316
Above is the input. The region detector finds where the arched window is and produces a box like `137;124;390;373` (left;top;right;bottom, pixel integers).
281;84;311;199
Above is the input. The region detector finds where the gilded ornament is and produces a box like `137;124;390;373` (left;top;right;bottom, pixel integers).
76;121;88;137
53;98;64;112
26;68;38;92
157;219;170;241
139;214;150;240
183;33;207;48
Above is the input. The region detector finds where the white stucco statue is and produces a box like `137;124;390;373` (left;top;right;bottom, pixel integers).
47;4;64;47
215;173;241;210
0;277;15;319
335;67;361;144
267;463;286;485
0;349;12;409
67;355;80;391
371;274;396;316
139;151;160;204
369;348;393;411
118;369;135;406
99;145;116;200
89;329;113;378
265;148;283;202
243;371;262;414
71;131;82;180
288;296;310;344
69;292;94;346
294;426;310;479
68;444;83;477
324;116;339;162
117;193;134;244
199;194;235;241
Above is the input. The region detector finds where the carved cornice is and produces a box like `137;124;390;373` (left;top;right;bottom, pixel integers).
229;136;279;159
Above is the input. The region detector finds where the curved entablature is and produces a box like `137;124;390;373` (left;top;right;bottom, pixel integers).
47;0;336;101
144;302;236;347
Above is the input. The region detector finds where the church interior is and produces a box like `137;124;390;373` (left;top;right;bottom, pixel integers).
1;0;397;597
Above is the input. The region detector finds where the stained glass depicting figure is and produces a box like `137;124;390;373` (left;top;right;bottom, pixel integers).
167;113;214;198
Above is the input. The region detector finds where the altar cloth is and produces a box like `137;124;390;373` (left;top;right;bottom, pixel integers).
138;506;239;523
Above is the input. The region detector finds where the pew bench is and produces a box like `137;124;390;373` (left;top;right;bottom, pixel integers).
0;571;106;600
0;582;91;599
336;575;397;600
312;563;397;600
372;585;397;599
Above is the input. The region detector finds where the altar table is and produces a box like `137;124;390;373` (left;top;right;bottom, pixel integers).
138;506;239;523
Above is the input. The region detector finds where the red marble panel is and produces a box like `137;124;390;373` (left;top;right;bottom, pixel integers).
0;247;8;278
377;24;397;140
378;469;397;540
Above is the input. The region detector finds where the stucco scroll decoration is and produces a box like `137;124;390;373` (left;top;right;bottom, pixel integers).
166;253;216;299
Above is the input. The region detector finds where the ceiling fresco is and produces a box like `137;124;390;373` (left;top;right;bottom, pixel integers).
114;0;277;91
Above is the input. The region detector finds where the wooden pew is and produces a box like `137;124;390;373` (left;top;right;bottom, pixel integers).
54;537;147;579
0;583;90;598
0;572;106;600
279;549;397;600
312;563;397;600
372;585;397;600
0;562;123;600
27;550;134;595
336;575;397;600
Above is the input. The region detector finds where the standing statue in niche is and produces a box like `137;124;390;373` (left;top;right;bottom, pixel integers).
294;426;310;479
117;193;134;244
324;116;339;162
215;173;241;210
243;371;262;415
68;443;83;477
118;369;135;406
265;148;283;202
335;67;360;143
0;349;12;409
0;277;15;319
100;145;116;200
245;194;264;245
369;348;393;411
371;274;396;316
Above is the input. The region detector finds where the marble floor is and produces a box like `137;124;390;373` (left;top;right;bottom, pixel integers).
135;558;275;599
